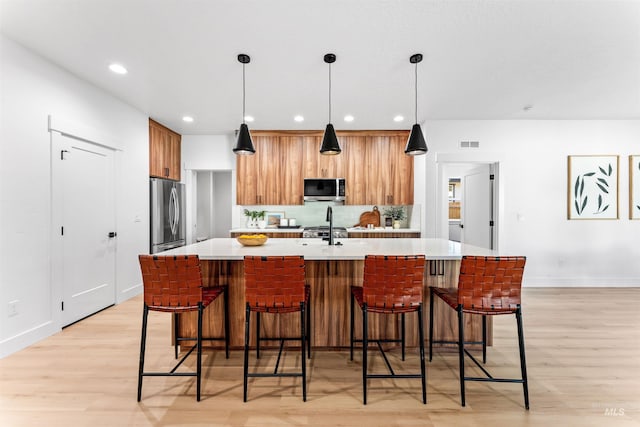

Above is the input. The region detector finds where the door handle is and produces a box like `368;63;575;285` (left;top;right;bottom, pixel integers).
108;232;117;238
459;224;464;229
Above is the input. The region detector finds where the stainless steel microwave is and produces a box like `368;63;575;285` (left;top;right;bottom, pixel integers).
303;178;346;202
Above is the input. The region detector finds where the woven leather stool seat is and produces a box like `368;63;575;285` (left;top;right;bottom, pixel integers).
350;255;427;405
429;255;529;409
243;255;310;402
137;254;229;402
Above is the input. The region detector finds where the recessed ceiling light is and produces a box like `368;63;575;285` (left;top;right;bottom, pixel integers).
393;115;404;122
344;115;354;122
244;115;254;122
294;115;304;122
182;116;194;123
108;63;127;75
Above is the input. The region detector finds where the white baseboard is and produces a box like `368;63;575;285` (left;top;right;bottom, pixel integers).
0;320;59;359
524;277;640;287
117;282;142;304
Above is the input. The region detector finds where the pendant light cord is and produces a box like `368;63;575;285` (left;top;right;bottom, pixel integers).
328;62;332;124
242;62;246;124
414;60;418;124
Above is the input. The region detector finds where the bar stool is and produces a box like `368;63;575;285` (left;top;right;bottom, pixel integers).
242;255;310;402
137;254;229;402
350;255;427;405
429;255;529;409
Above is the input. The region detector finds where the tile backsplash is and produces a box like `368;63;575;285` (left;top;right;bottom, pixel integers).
234;203;420;229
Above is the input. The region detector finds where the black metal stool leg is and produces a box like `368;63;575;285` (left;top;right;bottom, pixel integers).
429;287;434;362
482;314;487;364
243;304;250;402
137;304;149;402
301;302;307;402
516;307;530;410
458;305;465;407
418;305;427;404
362;304;368;405
256;311;261;360
196;303;203;402
307;293;311;359
401;312;406;361
174;312;179;359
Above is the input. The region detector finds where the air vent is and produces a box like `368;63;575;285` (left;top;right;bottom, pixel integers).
460;141;480;148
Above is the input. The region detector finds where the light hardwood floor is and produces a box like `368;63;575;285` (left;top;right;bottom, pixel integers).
1;288;639;426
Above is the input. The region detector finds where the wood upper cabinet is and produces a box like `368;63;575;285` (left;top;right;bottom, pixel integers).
303;135;347;178
236;133;303;205
345;131;412;205
236;130;412;206
149;119;181;181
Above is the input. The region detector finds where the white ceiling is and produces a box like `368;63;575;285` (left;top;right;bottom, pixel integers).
1;0;639;135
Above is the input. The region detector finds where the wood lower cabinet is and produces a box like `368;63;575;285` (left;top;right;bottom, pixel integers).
149;119;181;181
230;231;302;238
348;232;421;238
177;259;489;350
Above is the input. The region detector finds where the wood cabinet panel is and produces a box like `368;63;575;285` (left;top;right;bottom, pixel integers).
236;134;303;205
347;232;421;238
230;231;302;238
303;135;347;178
236;130;412;206
178;259;489;350
149;119;181;181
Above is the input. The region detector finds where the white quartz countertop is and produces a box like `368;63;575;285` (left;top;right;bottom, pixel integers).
159;238;498;261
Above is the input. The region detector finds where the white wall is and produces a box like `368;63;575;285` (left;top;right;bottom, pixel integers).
424;120;640;286
0;35;149;357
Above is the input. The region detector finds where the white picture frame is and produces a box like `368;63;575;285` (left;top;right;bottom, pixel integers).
630;155;640;220
567;155;619;220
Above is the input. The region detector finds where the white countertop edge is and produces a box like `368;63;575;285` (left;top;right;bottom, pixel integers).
160;238;499;261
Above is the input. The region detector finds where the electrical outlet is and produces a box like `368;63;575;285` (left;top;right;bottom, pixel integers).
8;300;19;317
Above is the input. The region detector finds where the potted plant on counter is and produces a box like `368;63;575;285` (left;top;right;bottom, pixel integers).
243;209;266;229
383;206;406;229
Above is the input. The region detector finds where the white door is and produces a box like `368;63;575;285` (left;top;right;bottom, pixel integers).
461;165;493;249
52;132;116;326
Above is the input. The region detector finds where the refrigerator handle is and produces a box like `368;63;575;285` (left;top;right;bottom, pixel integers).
174;187;180;232
168;187;175;235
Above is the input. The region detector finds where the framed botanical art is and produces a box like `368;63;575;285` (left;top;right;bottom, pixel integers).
567;155;619;220
631;155;640;220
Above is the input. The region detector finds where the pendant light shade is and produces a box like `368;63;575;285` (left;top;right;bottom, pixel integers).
233;53;255;155
320;53;341;155
405;54;428;156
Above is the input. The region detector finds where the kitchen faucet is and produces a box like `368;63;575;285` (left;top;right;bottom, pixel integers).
324;206;335;245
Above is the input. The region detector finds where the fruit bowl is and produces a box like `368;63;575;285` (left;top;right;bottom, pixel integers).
236;234;268;246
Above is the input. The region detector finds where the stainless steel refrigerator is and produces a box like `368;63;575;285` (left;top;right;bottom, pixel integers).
150;178;186;253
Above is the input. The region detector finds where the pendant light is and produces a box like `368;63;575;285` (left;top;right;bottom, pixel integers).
233;53;255;155
405;53;428;156
320;53;341;155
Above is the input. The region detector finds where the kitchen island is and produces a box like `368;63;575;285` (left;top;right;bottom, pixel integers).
160;238;499;350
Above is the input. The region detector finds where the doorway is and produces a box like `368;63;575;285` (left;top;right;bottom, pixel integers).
51;132;116;326
191;170;233;241
441;162;498;250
